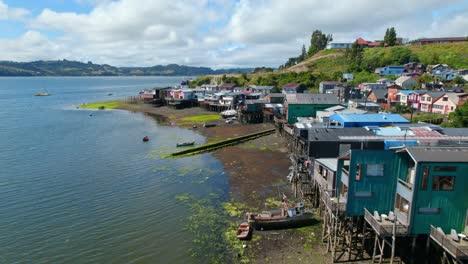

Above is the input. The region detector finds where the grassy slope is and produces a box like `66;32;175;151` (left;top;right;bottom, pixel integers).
78;100;127;109
284;42;468;74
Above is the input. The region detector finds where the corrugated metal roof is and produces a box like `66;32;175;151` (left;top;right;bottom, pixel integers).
269;93;285;98
315;158;338;171
286;93;339;104
441;128;468;136
282;82;301;89
307;127;375;141
325;105;346;112
330;114;409;124
405;147;468;162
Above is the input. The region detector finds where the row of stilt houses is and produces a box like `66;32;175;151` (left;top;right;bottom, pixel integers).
280;120;468;264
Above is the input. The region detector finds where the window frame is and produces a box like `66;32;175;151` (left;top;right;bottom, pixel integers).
432;176;455;191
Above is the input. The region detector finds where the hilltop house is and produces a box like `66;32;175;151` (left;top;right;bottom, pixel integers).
343;73;354;82
219;83;237;91
282;83;303;94
319;81;343;94
359;83;387;92
419;92;445;113
429;64;450;75
377;78;395;86
404;62;426;74
356;37;381;47
395;76;417;89
408;37;467;45
367;89;387;104
375;66;405;76
248;85;274;96
432;93;460;115
326;42;353;49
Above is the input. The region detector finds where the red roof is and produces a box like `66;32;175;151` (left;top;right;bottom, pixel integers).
282;83;301;89
219;83;237;90
356;37;368;45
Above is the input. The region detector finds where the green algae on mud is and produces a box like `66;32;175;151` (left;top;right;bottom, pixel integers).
78;100;128;109
175;194;256;263
180;114;222;123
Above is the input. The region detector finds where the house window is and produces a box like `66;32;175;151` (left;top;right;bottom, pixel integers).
421;166;429;190
432;176;455;191
367;164;384;177
427;97;431;102
418;207;440;214
421;97;425;101
443;97;448;101
451;106;454;110
395;194;410;214
340;182;348;197
356;164;362;181
434;166;457;172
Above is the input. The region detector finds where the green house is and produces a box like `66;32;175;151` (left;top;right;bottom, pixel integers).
336;149;401;216
394;147;468;235
285;94;339;124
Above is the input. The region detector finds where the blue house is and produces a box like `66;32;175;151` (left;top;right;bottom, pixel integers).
328;113;410;128
375;66;405;76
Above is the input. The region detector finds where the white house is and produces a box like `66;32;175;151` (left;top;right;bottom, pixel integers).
395;76;417;89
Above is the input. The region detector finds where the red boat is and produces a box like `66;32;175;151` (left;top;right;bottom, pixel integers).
142;136;149;142
236;222;252;240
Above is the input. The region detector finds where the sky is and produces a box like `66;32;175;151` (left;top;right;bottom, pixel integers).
0;0;467;68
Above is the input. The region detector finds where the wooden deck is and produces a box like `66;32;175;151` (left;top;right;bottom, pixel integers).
430;225;468;261
364;208;408;236
321;189;346;214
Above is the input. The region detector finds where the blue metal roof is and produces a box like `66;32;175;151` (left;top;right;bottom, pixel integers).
330;114;410;124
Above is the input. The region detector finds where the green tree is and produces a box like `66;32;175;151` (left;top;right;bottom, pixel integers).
345;41;364;72
417;73;433;87
298;44;307;62
384;27;397;46
307;30;333;57
453;75;466;85
447;103;468;127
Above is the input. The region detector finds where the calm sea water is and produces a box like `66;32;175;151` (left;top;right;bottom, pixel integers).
0;77;228;263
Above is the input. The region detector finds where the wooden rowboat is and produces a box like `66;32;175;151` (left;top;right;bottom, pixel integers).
237;222;252;240
176;141;195;147
247;203;314;230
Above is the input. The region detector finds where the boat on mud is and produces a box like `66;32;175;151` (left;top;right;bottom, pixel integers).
220;109;237;118
237;222;252;240
176;141;195;147
142;136;150;142
247;202;314;230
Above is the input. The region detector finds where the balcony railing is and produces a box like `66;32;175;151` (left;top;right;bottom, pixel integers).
321;189;346;214
364;208;408;236
430;225;468;260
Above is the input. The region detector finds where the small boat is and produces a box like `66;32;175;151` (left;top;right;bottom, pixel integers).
34;92;50;96
247;202;313;230
203;123;217;128
142;136;150;142
108;93;113;96
221;109;237;118
237;222;252;240
98;106;105;110
176;141;195;147
34;88;50;96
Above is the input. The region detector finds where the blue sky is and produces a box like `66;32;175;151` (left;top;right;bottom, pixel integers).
0;0;466;68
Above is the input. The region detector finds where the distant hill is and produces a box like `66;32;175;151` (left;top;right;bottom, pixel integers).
0;60;253;76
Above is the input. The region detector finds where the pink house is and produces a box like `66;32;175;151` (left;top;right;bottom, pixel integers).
432;93;460;114
419;92;445;113
407;90;427;110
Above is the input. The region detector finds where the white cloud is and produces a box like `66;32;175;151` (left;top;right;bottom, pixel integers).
0;0;466;68
0;0;30;21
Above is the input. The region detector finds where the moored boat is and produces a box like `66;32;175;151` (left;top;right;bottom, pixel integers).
237;222;252;240
247;202;313;230
176;141;195;147
34;92;50;96
142;136;150;142
221;109;237;118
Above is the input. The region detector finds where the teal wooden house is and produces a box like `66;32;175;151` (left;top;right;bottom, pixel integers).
285;94;339;124
394;147;468;235
336;149;400;216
